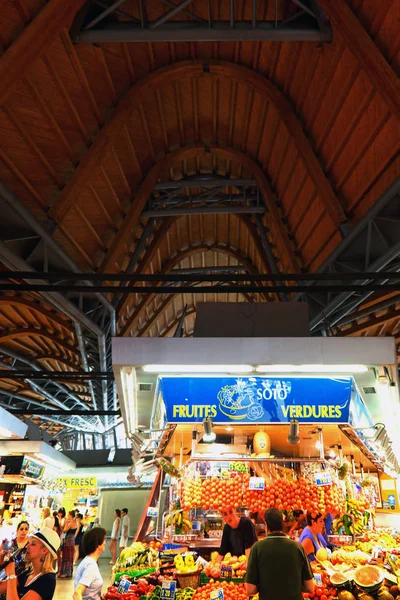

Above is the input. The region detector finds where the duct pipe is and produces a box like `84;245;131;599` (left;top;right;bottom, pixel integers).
0;182;115;318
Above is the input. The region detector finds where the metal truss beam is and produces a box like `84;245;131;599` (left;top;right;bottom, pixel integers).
2;282;398;295
72;0;331;43
142;204;265;217
304;177;400;333
1;271;399;283
154;178;257;190
74;20;331;43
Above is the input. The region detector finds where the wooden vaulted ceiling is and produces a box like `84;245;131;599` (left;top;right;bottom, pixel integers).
0;0;399;433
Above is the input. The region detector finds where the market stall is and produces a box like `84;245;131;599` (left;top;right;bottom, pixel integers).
112;336;400;600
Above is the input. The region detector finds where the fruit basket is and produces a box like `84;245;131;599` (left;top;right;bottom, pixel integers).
176;570;202;589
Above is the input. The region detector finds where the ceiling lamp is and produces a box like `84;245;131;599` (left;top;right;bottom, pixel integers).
287;419;300;445
202;418;216;443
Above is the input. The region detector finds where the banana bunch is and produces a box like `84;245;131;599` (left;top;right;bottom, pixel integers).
346;499;370;535
165;510;192;533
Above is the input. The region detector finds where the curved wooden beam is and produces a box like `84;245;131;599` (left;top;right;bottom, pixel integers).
116;207;273;322
49;60;345;232
36;354;81;370
120;243;266;336
319;0;400;121
0;296;72;332
0;328;78;356
0;0;85;107
102;144;299;273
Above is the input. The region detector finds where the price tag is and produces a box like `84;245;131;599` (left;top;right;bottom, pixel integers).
117;578;131;594
210;589;224;600
196;555;208;568
249;477;265;490
160;580;176;599
313;573;322;587
220;564;232;578
315;472;332;486
147;506;159;518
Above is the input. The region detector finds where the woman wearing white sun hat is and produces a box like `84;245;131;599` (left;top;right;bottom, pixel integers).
0;527;60;600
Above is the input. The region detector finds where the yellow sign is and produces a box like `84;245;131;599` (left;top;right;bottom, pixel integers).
378;473;400;513
56;476;97;489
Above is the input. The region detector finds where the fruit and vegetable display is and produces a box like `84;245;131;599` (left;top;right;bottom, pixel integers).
179;466;346;515
174;553;198;574
191;580;248;600
114;542;159;575
203;551;248;579
165;505;193;534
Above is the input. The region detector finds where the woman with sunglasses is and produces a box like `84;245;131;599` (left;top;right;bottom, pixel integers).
0;527;60;600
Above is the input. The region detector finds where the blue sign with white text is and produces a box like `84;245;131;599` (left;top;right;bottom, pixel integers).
160;376;353;424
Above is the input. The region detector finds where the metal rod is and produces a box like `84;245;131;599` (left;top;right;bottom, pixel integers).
149;0;195;29
1;270;399;282
154;178;257;189
1;283;399;294
76;22;331;43
142;205;266;217
84;0;129;30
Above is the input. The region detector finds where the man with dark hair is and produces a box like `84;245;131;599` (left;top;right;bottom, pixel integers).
245;508;314;600
217;508;257;561
119;508;130;550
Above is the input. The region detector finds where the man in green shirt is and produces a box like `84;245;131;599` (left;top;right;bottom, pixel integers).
245;508;314;600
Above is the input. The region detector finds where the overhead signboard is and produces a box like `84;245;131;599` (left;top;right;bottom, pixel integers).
55;476;97;489
159;376;353;424
20;457;44;480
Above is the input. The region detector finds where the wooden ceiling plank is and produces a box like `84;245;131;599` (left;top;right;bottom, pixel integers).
319;0;400;121
88;183;115;228
123;125;142;178
0;0;86;108
95;46;118;106
3;105;63;188
0;296;70;330
25;77;76;164
49;62;204;222
341;307;400;337
0;146;45;208
58;222;97;268
119;242;268;336
49;61;344;232
60;29;103;127
102;144;300;274
74;205;107;249
43;55;91;146
211;62;348;229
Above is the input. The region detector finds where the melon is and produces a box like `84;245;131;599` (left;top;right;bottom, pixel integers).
253;431;270;454
316;548;329;562
330;572;349;586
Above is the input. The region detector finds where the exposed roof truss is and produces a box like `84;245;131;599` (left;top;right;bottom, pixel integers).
72;0;332;43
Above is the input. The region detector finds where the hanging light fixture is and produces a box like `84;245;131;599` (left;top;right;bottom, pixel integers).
373;423;386;446
202;418;216;443
287;419;300;445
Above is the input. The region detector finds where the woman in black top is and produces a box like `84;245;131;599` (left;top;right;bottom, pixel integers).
0;526;60;600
